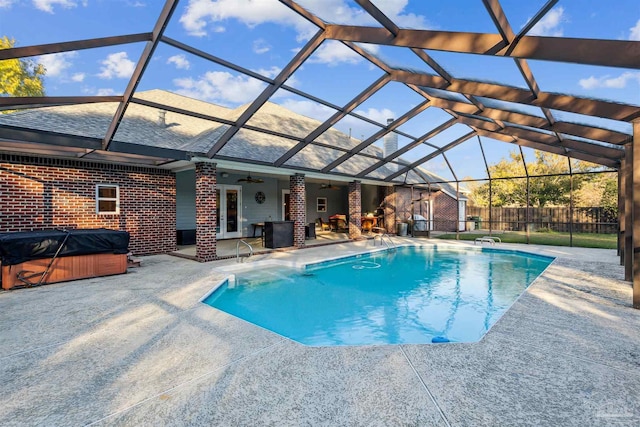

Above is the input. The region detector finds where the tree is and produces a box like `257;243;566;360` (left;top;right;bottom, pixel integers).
470;150;600;208
574;171;618;220
0;36;46;99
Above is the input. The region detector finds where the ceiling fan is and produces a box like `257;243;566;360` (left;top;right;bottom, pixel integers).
237;174;264;184
320;183;340;190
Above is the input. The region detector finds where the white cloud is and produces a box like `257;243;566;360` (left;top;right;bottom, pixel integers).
278;98;335;122
0;0;16;8
308;41;364;66
254;66;280;79
179;0;315;40
38;51;77;77
98;52;135;79
71;72;85;82
527;7;565;37
425;160;449;173
96;88;116;96
355;107;397;124
177;0;430;40
579;72;640;89
358;0;430;28
247;66;299;88
33;0;77;13
253;38;271;54
173;71;267;105
167;54;190;70
630;19;640;41
177;0;430;51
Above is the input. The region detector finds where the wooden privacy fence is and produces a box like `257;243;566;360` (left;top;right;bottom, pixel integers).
466;206;618;234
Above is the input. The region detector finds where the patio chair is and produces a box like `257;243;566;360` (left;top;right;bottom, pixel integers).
317;218;331;231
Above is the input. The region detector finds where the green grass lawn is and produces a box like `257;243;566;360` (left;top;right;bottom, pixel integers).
435;231;617;249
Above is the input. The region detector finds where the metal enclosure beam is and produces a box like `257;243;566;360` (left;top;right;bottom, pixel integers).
102;0;179;151
391;70;640;121
324;25;640;69
354;0;399;35
322;100;432;173
357;118;457;178
619;161;625;264
274;75;391;166
0;96;123;110
633;121;640;308
0;33;152;60
206;30;326;157
385;131;477;181
483;0;515;44
625;145;633;281
514;0;559;42
422;95;631;144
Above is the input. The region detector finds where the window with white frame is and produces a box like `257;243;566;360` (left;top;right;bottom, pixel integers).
96;184;119;214
317;197;327;212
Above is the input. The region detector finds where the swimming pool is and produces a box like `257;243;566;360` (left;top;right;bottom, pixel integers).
204;246;553;346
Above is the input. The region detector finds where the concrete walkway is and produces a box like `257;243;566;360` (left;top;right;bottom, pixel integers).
1;239;639;426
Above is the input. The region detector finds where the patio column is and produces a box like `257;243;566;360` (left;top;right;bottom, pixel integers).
348;180;362;239
625;145;633;281
290;173;306;248
618;160;625;264
384;186;395;233
195;162;217;262
633;120;640;308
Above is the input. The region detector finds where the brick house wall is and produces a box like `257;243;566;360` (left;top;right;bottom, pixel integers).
382;186;462;233
0;154;176;255
433;191;459;231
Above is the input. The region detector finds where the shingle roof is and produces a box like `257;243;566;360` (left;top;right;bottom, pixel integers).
0;89;460;194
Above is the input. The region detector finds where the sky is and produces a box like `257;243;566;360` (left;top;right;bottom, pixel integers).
1;0;639;182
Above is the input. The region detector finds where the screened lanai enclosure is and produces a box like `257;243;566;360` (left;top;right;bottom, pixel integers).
0;0;639;306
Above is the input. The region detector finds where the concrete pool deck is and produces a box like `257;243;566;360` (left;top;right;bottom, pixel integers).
1;239;639;426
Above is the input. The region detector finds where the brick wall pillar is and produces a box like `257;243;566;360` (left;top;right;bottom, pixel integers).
195;162;217;262
290;173;306;248
348;180;362;239
384;186;395;233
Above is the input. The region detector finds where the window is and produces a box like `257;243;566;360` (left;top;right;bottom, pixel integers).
96;184;119;214
317;197;327;212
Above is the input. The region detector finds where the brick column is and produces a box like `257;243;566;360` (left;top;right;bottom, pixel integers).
290;173;306;248
348;181;362;239
195;162;217;262
384;186;395;233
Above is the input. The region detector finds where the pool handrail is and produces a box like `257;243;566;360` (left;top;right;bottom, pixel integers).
236;240;253;262
373;233;396;250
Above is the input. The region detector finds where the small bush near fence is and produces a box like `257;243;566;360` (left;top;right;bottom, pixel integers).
466;206;617;234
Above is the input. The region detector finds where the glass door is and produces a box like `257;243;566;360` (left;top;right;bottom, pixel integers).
282;189;290;220
216;185;242;239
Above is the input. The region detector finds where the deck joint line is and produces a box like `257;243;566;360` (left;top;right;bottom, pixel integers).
400;345;452;427
83;339;287;426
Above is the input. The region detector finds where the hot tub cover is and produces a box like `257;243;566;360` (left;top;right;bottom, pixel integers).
0;228;130;265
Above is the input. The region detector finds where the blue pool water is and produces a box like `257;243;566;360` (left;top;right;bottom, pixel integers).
204;246;553;346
